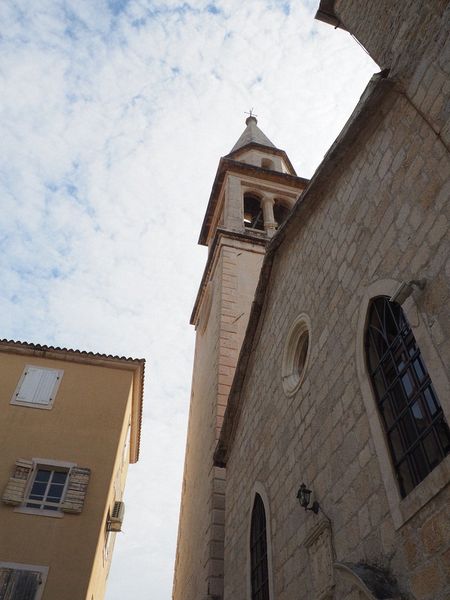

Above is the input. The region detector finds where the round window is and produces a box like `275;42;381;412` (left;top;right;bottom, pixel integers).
282;315;311;396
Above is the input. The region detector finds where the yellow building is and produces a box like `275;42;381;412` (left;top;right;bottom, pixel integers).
0;339;145;600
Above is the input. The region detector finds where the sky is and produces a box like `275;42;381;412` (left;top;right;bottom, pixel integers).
0;1;377;598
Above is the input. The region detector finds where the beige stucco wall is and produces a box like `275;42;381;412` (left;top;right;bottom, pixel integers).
0;351;134;600
223;4;450;597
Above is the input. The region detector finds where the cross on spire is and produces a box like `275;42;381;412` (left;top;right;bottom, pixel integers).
245;108;258;120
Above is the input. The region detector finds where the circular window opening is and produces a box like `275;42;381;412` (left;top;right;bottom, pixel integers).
282;315;311;396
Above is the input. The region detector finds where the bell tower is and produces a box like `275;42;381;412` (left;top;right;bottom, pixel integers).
173;117;308;600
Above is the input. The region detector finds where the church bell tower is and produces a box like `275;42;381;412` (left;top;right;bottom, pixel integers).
173;116;308;600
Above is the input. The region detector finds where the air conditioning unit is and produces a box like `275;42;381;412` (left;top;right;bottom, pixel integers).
107;501;125;532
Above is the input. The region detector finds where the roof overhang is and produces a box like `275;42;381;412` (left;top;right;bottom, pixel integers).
199;158;308;246
0;339;146;463
315;0;346;29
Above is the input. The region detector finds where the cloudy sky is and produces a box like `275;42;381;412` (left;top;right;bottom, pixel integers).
0;1;377;598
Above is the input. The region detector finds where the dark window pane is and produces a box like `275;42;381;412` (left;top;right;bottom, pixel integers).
411;444;428;481
413;357;426;383
411;400;427;434
380;398;395;429
422;431;441;469
391;381;407;415
52;472;68;484
436;418;450;453
30;482;46;497
401;372;414;398
399;411;416;446
382;354;396;381
424;386;438;417
48;484;64;499
35;469;51;482
389;427;403;462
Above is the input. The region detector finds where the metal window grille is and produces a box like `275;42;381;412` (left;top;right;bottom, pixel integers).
250;494;270;600
366;297;450;497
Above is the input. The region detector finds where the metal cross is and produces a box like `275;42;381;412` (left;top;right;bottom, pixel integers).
245;108;258;119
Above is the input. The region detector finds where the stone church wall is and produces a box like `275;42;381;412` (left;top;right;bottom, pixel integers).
223;71;449;600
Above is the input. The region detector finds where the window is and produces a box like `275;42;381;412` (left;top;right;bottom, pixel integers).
0;562;48;600
261;158;274;170
273;201;290;227
282;314;311;396
2;459;90;516
250;494;269;600
26;467;69;511
11;365;63;409
243;194;264;231
366;297;450;497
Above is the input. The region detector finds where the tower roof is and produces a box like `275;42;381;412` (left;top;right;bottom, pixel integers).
230;115;276;153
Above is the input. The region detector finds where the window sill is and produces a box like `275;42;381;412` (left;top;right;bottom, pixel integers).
10;400;54;410
14;506;64;518
392;453;450;530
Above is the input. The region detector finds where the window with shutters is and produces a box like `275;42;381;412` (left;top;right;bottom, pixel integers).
0;562;48;600
10;365;63;409
250;494;270;600
2;458;91;517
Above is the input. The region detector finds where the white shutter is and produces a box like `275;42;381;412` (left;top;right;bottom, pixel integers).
12;366;63;407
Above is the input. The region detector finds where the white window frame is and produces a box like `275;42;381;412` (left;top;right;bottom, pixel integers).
14;458;75;519
10;365;64;410
356;279;450;529
0;561;49;600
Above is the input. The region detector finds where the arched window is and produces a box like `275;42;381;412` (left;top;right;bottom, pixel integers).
250;494;269;600
261;158;274;170
243;194;264;231
273;201;290;228
365;297;450;497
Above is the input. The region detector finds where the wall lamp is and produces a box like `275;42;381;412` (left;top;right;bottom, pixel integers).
297;483;319;514
389;279;426;305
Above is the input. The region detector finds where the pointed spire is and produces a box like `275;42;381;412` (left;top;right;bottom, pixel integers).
230;115;276;153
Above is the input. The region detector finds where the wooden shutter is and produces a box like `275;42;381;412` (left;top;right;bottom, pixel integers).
0;567;41;600
61;467;91;514
1;460;33;506
14;366;63;405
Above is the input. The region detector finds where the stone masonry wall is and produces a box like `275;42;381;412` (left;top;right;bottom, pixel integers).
334;0;450;148
223;82;450;599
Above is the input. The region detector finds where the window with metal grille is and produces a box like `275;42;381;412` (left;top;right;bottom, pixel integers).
366;297;450;497
26;467;69;511
250;494;270;600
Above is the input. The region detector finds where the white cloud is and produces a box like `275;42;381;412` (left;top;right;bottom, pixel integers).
0;1;377;598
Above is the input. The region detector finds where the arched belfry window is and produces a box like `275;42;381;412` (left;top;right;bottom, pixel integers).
273;201;290;228
243;194;264;231
250;494;270;600
365;297;450;497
